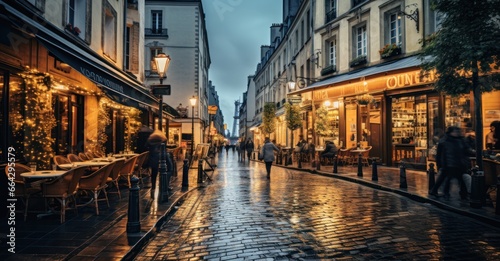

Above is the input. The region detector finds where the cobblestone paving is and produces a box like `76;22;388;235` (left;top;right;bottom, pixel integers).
135;153;500;260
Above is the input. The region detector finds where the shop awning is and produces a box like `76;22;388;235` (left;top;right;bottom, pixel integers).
1;1;159;110
291;55;426;94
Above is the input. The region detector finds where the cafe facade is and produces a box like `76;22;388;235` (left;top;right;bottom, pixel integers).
0;1;164;168
291;56;500;169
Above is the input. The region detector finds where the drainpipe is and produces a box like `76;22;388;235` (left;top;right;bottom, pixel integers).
123;0;128;70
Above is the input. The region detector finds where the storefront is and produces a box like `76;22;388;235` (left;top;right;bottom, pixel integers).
0;4;159;168
291;56;500;169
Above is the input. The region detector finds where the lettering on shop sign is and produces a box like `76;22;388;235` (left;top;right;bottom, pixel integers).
80;67;124;93
386;70;436;89
313;90;328;100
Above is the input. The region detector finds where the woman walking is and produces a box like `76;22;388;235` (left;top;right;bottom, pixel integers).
245;138;254;162
260;137;280;179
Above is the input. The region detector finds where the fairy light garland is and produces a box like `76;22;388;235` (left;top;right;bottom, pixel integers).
19;68;57;169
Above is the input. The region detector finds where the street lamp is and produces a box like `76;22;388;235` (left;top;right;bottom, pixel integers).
153;53;171;131
189;96;197;160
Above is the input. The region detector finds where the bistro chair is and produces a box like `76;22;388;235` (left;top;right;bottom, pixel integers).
78;152;90;161
54;155;71;167
85;152;95;160
78;162;116;215
93;150;105;158
106;159;126;199
67;153;83;163
41;167;86;223
361;146;372;166
4;163;41;221
119;155;138;188
133;151;149;186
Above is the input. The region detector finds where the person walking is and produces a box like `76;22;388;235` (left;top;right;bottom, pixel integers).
260;137;280;179
245;138;254;162
225;143;230;155
239;139;246;162
145;130;168;199
430;126;473;200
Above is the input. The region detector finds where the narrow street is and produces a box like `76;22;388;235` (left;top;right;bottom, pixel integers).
135;151;500;260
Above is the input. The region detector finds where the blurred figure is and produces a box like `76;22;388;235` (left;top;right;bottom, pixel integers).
320;141;338;163
245;138;254;161
239;139;246;162
430;126;473;200
260;137;280;179
486;121;498;149
146;130;167;199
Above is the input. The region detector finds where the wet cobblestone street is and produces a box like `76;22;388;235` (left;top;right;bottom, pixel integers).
135;152;500;260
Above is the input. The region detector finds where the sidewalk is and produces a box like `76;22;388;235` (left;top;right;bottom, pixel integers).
0;159;202;261
280;161;500;228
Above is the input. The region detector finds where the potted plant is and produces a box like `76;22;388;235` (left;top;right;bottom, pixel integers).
65;23;81;36
356;94;374;106
379;43;401;59
349;55;367;67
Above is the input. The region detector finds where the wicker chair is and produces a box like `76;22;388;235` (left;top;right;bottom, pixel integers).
78;152;90;161
134;152;149;185
119;156;138;188
85;152;95;160
54;155;71;166
4;163;41;221
106;159;126;199
78;162;115;215
41;167;86;223
67;153;83;163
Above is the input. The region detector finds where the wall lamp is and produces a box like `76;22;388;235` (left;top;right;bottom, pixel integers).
287;76;318;90
399;5;419;32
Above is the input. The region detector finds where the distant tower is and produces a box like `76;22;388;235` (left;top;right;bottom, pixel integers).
232;100;241;139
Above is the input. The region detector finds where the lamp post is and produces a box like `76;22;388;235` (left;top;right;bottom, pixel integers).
153;53;171;132
189;96;197;161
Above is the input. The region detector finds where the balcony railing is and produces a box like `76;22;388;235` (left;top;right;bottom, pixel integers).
145;28;169;38
326;8;337;23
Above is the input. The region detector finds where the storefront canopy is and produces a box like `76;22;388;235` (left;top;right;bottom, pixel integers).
291;55;427;94
1;1;159;110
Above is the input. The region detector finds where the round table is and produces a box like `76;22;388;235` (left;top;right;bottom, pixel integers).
58;161;111;170
20;170;67;179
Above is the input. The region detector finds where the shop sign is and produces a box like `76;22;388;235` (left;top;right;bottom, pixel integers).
288;95;302;104
386;70;436;89
151;84;171;95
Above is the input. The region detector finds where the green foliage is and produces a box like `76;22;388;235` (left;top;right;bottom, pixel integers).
262;102;276;136
420;0;500;95
284;102;302;131
315;106;334;137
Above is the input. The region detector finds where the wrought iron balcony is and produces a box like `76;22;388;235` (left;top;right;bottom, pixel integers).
145;28;169;38
326;8;337;23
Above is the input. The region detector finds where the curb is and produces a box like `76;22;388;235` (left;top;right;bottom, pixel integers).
121;186;201;261
256;160;500;228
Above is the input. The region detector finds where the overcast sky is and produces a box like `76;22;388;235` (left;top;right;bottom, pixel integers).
203;0;282;135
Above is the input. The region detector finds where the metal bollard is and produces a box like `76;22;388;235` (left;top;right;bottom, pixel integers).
298;153;302;169
159;144;169;202
182;159;189;188
496;182;500;215
470;170;485;208
372;158;378;181
399;162;407;189
197;159;203;184
333;156;338;174
126;176;141;233
284;152;288;166
170;153;177;177
427;163;436;193
357;153;363;177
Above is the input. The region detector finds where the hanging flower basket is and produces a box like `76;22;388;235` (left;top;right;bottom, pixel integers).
349;55;367;68
356;94;374;105
379;44;401;59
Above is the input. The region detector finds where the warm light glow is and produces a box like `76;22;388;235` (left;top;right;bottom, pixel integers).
189;96;197;106
333;101;339;109
324;100;331;107
154;53;171;78
287;81;296;91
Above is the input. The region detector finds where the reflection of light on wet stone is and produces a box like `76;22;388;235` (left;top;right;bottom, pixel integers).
290;216;301;224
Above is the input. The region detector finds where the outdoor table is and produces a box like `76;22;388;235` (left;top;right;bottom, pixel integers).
112;153;138;158
58;161;111;170
20;170;67;179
